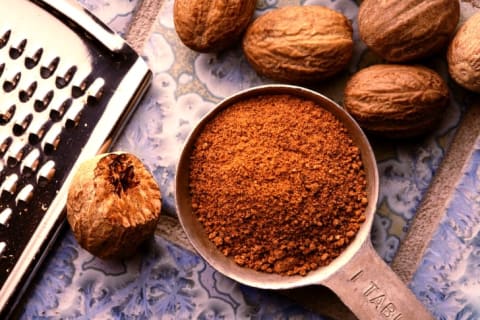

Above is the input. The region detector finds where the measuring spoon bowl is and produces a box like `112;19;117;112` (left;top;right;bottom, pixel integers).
175;84;433;320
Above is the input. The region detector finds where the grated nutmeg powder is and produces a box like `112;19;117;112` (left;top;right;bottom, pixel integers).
189;94;368;276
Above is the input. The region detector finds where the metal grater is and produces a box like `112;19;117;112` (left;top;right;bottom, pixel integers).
0;0;152;316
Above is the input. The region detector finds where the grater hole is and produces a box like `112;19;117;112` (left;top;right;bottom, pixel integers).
40;57;59;79
34;90;54;112
43;126;62;154
37;160;55;187
44;144;55;155
50;99;71;121
71;82;86;98
0;208;12;226
7;155;18;167
21;148;40;175
16;184;34;205
86;77;105;104
65;100;84;128
1;137;12;154
1;173;18;197
22;166;36;178
0;105;15;125
56;66;77;89
28;134;40;145
13;113;33;136
7;158;17;168
25;48;43;69
19;82;37;103
6;142;26;167
3;72;21;92
28;122;50;145
0;63;5;78
9;39;27;59
0;30;11;49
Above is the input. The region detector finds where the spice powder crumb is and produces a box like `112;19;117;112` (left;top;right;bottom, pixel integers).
189;94;368;276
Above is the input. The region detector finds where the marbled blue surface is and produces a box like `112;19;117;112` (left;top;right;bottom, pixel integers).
17;0;480;319
23;231;329;319
411;137;480;320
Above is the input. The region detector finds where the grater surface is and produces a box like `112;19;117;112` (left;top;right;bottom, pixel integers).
0;0;152;316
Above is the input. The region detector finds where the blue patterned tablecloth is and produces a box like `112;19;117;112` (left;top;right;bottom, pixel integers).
17;0;480;319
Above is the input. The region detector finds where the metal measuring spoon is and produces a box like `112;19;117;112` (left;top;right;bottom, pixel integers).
175;84;433;320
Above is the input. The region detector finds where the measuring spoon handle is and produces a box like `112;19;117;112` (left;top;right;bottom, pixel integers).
322;240;433;320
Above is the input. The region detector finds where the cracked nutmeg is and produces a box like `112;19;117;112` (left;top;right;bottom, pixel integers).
66;152;161;259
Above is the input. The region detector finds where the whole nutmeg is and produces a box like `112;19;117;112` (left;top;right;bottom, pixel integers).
448;12;480;93
358;0;460;62
173;0;256;52
66;152;161;259
242;6;353;83
344;64;449;138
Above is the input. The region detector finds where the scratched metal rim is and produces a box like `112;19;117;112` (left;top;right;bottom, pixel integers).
175;84;379;289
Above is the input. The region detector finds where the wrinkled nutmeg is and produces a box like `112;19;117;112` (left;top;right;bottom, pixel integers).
173;0;256;52
66;152;161;259
448;12;480;93
343;64;449;138
242;5;353;83
358;0;460;62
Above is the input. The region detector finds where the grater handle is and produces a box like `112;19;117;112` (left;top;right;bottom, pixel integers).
32;0;125;52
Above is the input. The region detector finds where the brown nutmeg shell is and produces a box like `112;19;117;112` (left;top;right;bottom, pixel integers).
173;0;256;52
447;12;480;93
344;64;449;138
358;0;460;62
242;6;353;83
66;152;161;259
